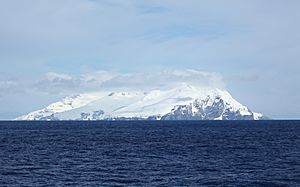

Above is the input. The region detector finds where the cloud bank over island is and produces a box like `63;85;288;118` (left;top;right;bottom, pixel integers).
0;69;227;119
34;69;226;94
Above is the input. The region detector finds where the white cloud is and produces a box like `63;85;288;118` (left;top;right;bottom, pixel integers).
46;72;73;82
101;69;225;91
80;70;118;83
0;80;17;88
0;69;226;119
34;69;224;94
35;70;118;94
0;80;20;97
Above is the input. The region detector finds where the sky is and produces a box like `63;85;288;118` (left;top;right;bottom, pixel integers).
0;0;300;119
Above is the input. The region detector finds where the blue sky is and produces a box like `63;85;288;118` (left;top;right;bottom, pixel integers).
0;0;300;119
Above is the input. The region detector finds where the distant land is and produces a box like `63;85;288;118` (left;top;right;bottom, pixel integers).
17;84;265;121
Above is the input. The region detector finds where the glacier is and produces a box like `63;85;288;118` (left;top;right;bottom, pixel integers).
16;84;265;121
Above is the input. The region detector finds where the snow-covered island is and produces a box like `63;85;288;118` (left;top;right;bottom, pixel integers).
16;84;265;121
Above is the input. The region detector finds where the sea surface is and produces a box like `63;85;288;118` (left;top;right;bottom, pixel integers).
0;121;299;186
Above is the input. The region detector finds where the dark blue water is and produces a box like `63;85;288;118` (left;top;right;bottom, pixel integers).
0;121;299;186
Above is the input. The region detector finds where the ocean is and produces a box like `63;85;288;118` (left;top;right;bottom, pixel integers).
0;121;299;186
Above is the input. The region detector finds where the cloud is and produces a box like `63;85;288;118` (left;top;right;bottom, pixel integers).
102;69;225;91
0;80;19;97
0;69;225;119
46;72;73;82
35;71;114;94
0;80;17;88
80;70;118;83
34;69;224;94
225;73;260;83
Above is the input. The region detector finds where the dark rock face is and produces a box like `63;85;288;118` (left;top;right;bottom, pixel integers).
80;113;90;120
222;109;254;120
92;110;104;120
39;114;60;121
203;97;224;119
78;110;105;120
161;105;193;120
161;97;259;120
147;115;162;120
